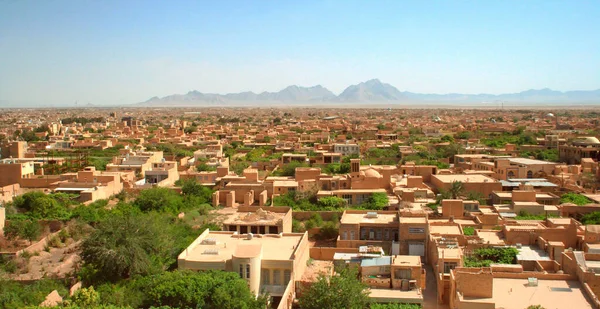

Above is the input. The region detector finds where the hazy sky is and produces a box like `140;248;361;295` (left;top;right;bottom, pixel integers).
1;0;599;106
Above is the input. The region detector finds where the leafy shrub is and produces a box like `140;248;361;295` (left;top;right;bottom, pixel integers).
318;196;347;209
71;286;100;307
318;221;339;240
0;279;69;309
581;212;600;225
464;247;518;267
560;192;592;206
4;220;41;242
463;227;475;236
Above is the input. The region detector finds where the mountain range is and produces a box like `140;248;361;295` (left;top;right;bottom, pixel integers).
140;79;600;106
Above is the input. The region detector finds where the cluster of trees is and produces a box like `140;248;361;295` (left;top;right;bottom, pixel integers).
292;213;339;239
12;128;44;142
272;161;310;177
273;191;388;211
519;149;559;162
10;192;76;220
145;144;194;158
297;267;420;309
481;131;537;148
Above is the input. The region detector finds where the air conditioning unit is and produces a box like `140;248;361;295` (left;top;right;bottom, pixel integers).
203;248;219;255
366;212;378;218
202;238;218;245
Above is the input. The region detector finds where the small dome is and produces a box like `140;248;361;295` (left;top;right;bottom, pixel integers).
364;168;382;178
546;113;555;117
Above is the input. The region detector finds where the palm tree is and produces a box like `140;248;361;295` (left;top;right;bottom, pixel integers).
449;180;465;199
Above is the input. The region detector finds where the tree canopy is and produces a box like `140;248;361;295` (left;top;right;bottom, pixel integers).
298;267;370;309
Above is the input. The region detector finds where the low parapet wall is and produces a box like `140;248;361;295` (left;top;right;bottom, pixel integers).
309;247;359;260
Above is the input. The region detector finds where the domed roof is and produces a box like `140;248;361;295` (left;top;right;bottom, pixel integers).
546;113;555;117
364;168;382;178
577;137;600;145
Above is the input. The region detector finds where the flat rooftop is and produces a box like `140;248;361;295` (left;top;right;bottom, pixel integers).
476;230;505;245
429;225;461;235
429;218;477;226
492;278;592;309
181;231;304;263
340;212;398;225
392;255;421;266
273;180;299;187
517;245;551;261
368;288;423;304
222;208;287;226
508;157;557;166
399;217;427;224
432;174;497;183
438;247;462;259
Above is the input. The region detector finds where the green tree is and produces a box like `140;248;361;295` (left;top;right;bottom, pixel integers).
441;135;455;143
275;161;309;177
80;213;173;282
466;191;487;205
137;270;268;309
133;187;184;213
4;220;41;243
298;267;370;309
449;181;465;199
360;192;389;210
181;179;214;204
436;189;452;204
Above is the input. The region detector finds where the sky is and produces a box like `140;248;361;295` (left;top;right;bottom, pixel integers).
1;0;599;106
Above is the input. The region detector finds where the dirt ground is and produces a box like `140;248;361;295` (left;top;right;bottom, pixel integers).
301;260;334;282
422;264;449;309
6;240;81;281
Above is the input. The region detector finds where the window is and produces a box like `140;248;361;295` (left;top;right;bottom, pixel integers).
384;229;390;240
273;270;281;285
262;269;270;285
395;269;412;280
342;194;352;204
444;262;457;274
409;227;425;234
284;270;291;284
361;228;368;240
239;264;244;278
343;231;348;240
376;229;383;240
246;264;250;279
350;230;355;240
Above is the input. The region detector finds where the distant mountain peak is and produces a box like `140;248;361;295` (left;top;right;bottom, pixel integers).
138;81;600;106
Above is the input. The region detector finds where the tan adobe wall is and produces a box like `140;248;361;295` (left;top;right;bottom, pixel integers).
512;190;537;202
441;200;464;218
454;268;493;298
